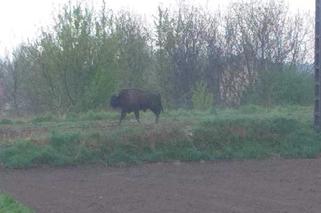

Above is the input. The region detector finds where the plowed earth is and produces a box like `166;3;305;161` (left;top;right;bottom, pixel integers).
1;159;321;213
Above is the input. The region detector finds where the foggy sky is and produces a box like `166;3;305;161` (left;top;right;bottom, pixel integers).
0;0;314;57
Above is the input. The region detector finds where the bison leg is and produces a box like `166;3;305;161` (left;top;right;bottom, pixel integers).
119;111;126;125
134;110;140;123
154;111;160;123
151;109;161;124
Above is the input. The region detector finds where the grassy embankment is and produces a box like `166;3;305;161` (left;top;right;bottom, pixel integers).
0;105;320;168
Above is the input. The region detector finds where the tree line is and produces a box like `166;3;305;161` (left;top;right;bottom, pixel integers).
0;0;314;114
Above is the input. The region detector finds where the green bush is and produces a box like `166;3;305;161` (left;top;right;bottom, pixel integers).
243;69;313;106
191;81;214;111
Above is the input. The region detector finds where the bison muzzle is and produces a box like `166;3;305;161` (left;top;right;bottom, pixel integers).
110;89;163;125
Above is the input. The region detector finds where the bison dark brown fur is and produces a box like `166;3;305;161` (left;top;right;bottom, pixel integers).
110;89;163;124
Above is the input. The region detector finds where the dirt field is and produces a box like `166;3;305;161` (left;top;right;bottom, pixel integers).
1;159;321;213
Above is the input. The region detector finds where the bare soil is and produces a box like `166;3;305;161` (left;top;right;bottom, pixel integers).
1;159;321;213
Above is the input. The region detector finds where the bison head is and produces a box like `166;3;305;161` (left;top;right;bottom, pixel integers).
110;95;120;108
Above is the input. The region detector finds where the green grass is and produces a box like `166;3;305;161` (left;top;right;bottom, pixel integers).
0;119;14;125
0;193;33;213
0;105;320;168
193;115;321;159
31;113;56;123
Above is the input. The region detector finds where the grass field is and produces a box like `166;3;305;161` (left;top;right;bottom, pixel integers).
0;105;320;168
0;193;33;213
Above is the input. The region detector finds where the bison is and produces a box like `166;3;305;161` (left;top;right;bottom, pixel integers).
110;89;163;125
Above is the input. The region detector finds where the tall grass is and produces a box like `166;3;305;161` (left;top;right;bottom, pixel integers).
194;115;321;159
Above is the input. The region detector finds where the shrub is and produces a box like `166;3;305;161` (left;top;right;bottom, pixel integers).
191;81;214;111
242;69;313;106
